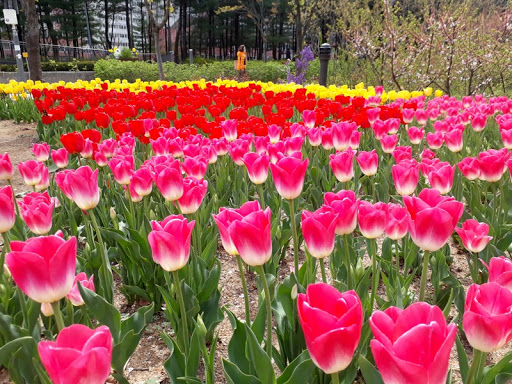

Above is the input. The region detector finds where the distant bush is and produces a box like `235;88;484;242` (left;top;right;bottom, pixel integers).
0;60;95;73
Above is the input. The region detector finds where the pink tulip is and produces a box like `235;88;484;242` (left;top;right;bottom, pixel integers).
356;150;378;176
18;160;44;186
458;157;481;181
98;139;117;158
182;156;208;179
267;124;281;144
477;148;510;182
321;128;334;150
290;123;305;138
392;146;412;163
0;185;15;233
372;120;390;140
51;148;69;169
392;159;419;196
307;127;322;146
415;109;428;125
428;163;455;195
80;139;94;159
270;155;309;200
323;190;359;235
329;149;354;183
148;214;195;271
0;153;13;180
385;203;409;240
254;136;270;154
501;128;512;149
380;135;398;154
178;177;208;214
444;129;463;152
61;166;100;211
36;166;50;192
213;201;262;256
228;207;272;266
66;272;95;306
32;143;50;162
463;282;512;352
6;234;77;303
421;148;436;161
109;155;134;185
402;108;415;124
154;159;183;202
332;122;356;151
130;167;153;197
403;188;463;251
229;139;250;166
297;284;362;374
242;152;269;185
358;201;388;239
94;152;108;167
367;108;380;124
151;137;170;156
370;302;456;384
221;119;238;142
471;113;487;132
455;219;492;253
407;126;424;145
18;192;54;235
486;256;512;292
284;137;304;155
301;207;337;259
302;110;316;129
38;324;112;384
349;131;361;149
426;132;444;150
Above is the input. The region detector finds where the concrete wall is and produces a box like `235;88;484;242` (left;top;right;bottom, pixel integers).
0;71;96;84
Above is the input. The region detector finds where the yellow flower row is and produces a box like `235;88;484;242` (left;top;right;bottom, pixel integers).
0;78;443;101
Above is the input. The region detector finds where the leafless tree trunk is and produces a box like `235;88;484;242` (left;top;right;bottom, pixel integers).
22;0;42;80
144;0;170;80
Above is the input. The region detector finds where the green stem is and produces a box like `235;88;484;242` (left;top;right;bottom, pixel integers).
2;232;11;252
395;239;400;278
369;239;378;313
172;270;189;354
256;265;273;359
236;255;251;327
257;183;266;209
289;198;299;275
331;372;340;384
320;257;327;283
419;250;431;302
7;180;19;217
343;235;353;290
51;301;65;331
126;189;136;227
467;350;487;384
89;210;113;304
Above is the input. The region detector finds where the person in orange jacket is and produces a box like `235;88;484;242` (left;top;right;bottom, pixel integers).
236;45;247;80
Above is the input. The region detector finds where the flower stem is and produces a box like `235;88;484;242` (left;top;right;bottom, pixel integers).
89;210;113;304
319;257;327;283
236;255;251;327
395;239;400;278
2;232;11;252
467;349;487;384
51;301;65;331
257;184;266;209
289;198;299;275
343;234;353;290
419;250;431;302
172;270;189;354
256;265;273;359
369;239;379;312
331;372;340;384
7;180;19;217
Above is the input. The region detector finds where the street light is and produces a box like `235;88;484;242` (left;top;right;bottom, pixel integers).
2;8;26;81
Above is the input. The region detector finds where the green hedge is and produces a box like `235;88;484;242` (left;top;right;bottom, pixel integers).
94;58;291;83
0;61;95;72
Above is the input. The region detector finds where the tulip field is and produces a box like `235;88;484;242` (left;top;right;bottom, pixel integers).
1;78;512;384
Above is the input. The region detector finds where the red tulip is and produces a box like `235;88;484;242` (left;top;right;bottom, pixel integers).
270;155;309;200
458;157;480;181
130;167;153;197
455;219;492;253
0;153;13;180
356;149;378;176
109;155;134;185
427;163;455;195
463;282;512;352
392;159;419;196
149;214;195;271
0;185;15;233
6;234;77;303
329;149;354;183
18;160;44;186
385;203;409;240
242;152;269;185
358;201;388;239
228;207;272;266
370;302;456;384
66;272;95;306
403;188;463;251
301;207;337;259
51;148;69;169
18;192;54;235
154;159;184;202
486;256;512;292
178;177;208;214
324;190;359;235
32;143;50;162
60;132;85;154
38;324;112;384
297;284;362;374
213;201;262;256
182;156;209;179
61;166;100;211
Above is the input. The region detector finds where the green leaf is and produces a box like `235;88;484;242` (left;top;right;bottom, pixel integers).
222;359;262;384
277;350;315;384
185;328;201;377
482;351;512;384
456;336;469;384
226;310;251;374
358;355;384;384
244;323;275;384
162;332;186;384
